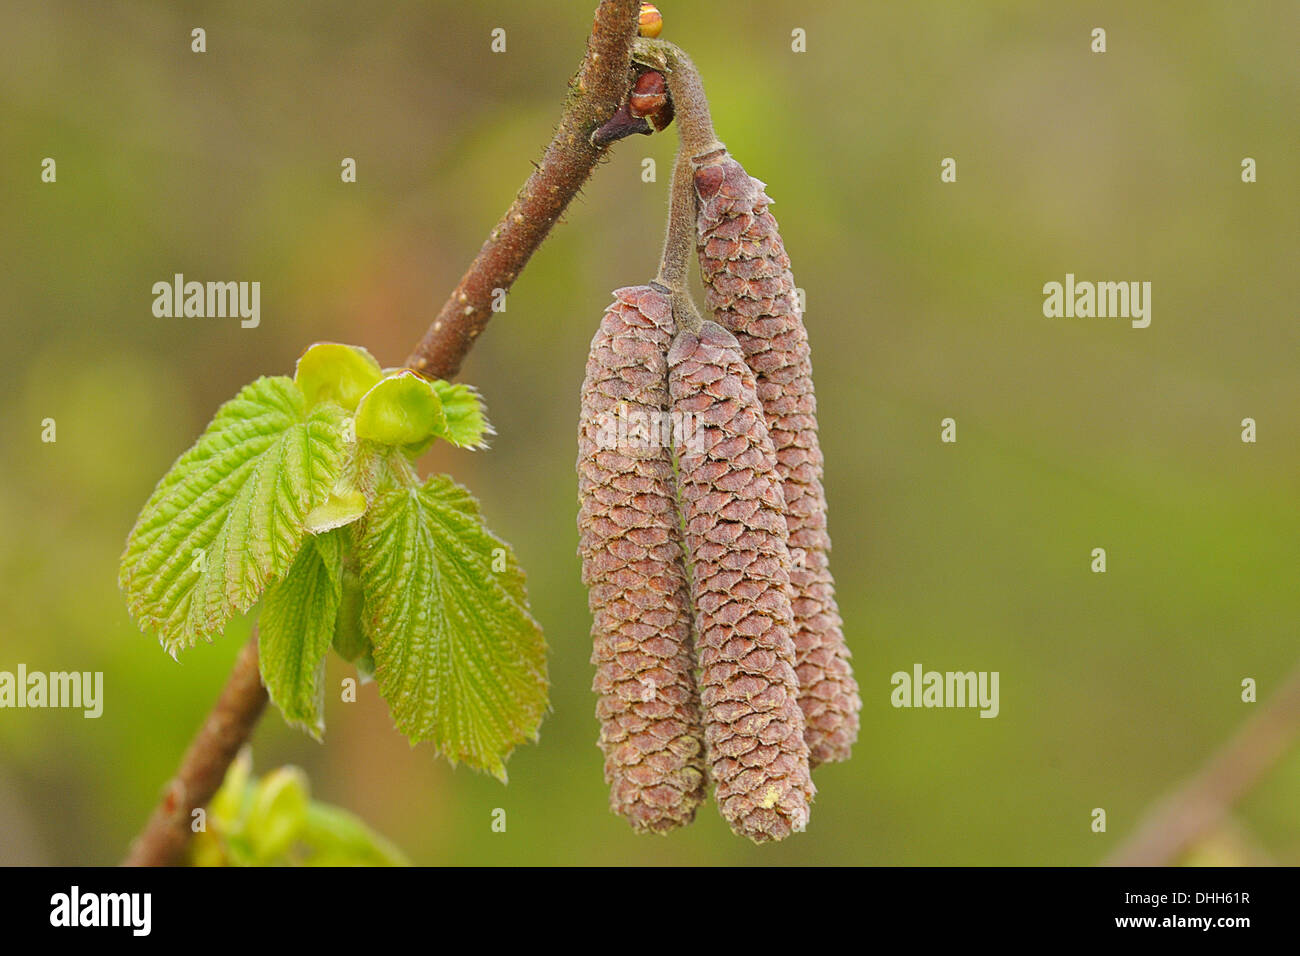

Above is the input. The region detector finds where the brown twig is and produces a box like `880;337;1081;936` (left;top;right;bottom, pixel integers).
123;635;268;866
406;0;642;379
124;0;643;866
1106;662;1300;866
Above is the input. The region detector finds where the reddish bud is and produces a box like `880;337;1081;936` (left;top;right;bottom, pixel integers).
630;71;667;117
629;70;674;132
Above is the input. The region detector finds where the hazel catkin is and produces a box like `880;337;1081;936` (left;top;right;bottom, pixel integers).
577;284;708;833
693;149;862;767
669;319;815;843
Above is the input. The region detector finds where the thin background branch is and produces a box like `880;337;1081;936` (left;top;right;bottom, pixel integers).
1107;662;1300;866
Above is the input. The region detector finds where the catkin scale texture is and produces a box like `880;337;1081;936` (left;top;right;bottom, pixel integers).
577;285;708;833
694;150;862;766
669;321;815;843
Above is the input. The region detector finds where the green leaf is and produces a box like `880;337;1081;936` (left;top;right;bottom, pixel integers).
355;371;446;447
258;530;345;738
120;377;348;655
209;746;253;830
357;474;548;780
356;649;376;683
294;342;383;411
245;766;310;863
301;802;410;866
330;548;377;683
429;380;493;449
331;559;368;663
192;751;410;867
306;436;392;533
304;485;368;533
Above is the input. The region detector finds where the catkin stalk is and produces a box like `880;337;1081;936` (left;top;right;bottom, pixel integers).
669;320;814;842
577;284;708;832
694;150;861;766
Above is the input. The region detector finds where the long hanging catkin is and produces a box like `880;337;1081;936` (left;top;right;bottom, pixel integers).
669;319;814;842
577;284;708;833
693;149;861;766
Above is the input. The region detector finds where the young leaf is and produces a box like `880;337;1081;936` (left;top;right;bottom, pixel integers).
193;752;410;867
331;559;369;664
120;376;347;655
259;530;345;738
294;342;383;411
354;371;446;447
210;746;254;827
301;802;410;866
357;475;548;780
245;766;311;863
331;549;377;683
304;485;368;533
305;436;392;533
429;380;493;449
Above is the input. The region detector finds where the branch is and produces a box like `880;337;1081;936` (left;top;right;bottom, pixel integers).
406;0;642;379
124;0;643;866
1106;662;1300;867
123;634;268;866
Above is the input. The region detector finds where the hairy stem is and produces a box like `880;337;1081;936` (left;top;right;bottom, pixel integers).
641;39;719;337
124;0;643;867
656;146;696;291
655;147;704;335
633;39;722;161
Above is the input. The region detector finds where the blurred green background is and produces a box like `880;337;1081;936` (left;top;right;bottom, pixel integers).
1;0;1296;865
